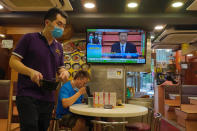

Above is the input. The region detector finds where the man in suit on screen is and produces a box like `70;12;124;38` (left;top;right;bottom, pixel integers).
111;32;137;54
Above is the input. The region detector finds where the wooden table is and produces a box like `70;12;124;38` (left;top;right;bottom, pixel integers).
169;94;180;100
164;99;180;120
175;104;197;131
188;97;197;105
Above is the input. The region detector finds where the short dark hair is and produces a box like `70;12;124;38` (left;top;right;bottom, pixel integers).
74;70;90;80
44;7;68;23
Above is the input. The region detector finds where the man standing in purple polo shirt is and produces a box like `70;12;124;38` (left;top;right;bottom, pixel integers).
9;8;69;131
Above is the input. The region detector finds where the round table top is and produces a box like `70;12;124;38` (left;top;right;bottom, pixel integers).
69;104;148;117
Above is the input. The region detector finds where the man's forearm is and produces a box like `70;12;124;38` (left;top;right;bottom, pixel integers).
9;55;32;77
62;92;82;108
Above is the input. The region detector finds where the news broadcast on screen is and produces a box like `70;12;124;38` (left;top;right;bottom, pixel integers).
86;29;147;64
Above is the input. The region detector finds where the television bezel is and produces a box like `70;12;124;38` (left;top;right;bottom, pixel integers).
85;28;148;65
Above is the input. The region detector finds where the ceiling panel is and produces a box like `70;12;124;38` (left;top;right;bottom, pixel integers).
187;0;197;10
0;0;73;11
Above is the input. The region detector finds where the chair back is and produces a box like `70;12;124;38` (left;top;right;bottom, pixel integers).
0;80;10;118
48;82;64;131
164;85;180;99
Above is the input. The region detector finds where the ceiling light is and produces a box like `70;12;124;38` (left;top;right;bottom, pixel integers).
187;54;193;57
0;5;3;10
154;25;164;30
0;34;5;38
150;35;155;39
84;2;95;8
128;2;138;8
172;2;183;8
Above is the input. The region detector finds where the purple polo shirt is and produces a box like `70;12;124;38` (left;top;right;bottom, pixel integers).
12;32;65;102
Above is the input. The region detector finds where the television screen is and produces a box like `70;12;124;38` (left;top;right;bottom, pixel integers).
86;29;146;64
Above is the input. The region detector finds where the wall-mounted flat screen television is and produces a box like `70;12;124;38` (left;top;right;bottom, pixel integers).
86;29;146;64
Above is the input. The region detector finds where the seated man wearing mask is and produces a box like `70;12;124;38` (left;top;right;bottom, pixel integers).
56;70;91;130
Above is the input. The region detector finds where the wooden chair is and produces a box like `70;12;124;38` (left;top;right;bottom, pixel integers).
6;69;20;131
48;83;72;131
0;80;12;131
0;80;10;118
49;104;72;131
51;117;72;131
6;80;20;131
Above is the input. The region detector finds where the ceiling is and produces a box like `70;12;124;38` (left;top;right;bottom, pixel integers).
0;0;196;31
0;0;197;50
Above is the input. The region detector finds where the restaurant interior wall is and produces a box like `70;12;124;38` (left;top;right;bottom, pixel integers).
0;26;41;80
173;48;197;85
182;56;197;85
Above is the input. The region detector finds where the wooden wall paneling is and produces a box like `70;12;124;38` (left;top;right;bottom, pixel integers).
4;34;23;80
154;85;165;115
6;26;42;35
183;62;197;85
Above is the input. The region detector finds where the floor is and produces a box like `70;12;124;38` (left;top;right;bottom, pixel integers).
1;117;186;131
0;119;20;131
160;118;185;131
